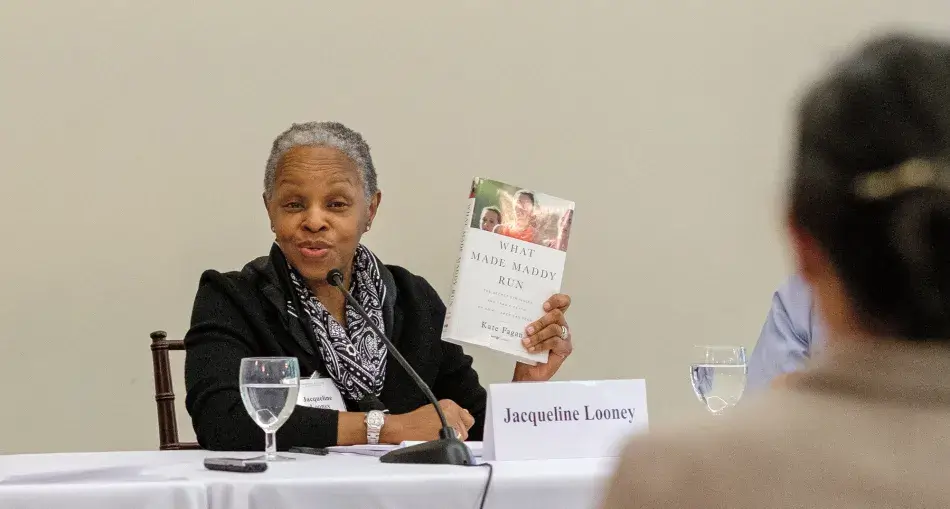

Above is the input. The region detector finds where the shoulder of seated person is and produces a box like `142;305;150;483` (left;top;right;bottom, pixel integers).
384;264;432;290
777;274;813;303
197;256;271;292
614;393;824;486
382;264;445;315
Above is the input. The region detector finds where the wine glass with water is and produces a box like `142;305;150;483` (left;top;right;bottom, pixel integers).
690;346;747;415
239;357;300;461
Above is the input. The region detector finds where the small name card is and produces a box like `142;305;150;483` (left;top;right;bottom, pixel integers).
296;377;346;411
482;379;648;461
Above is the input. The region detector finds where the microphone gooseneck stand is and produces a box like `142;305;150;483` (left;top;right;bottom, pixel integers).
326;268;474;466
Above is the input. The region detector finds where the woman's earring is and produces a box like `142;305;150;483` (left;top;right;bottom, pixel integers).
270;225;275;233
365;224;372;232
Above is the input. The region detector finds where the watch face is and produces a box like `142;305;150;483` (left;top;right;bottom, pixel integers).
367;411;385;427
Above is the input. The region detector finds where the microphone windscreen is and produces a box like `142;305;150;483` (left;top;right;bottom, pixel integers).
326;268;344;286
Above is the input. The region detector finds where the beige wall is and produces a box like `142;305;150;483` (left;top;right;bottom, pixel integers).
1;1;947;454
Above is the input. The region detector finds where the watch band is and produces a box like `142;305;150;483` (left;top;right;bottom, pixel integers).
365;410;385;445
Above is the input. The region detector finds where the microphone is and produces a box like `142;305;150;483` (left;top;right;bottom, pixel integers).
326;268;474;466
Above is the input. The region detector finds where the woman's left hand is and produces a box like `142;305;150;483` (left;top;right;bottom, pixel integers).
513;294;573;382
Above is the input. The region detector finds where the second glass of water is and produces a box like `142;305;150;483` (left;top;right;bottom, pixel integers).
690;346;747;415
239;357;300;461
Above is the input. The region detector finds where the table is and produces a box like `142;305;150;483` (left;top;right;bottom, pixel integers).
0;450;615;509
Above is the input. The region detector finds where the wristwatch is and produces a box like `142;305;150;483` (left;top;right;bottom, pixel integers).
365;410;386;445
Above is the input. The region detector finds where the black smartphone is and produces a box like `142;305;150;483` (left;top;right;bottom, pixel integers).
289;446;329;456
203;457;268;473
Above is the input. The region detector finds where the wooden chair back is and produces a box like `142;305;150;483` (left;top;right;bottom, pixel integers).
150;330;201;450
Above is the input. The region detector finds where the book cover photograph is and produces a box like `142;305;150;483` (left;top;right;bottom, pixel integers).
442;177;574;364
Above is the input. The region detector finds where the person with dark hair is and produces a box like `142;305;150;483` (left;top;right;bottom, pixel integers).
494;189;538;242
602;33;950;507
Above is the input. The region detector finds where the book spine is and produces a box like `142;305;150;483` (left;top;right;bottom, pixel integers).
442;181;478;337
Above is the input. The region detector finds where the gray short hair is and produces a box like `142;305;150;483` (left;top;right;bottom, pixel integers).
264;121;378;201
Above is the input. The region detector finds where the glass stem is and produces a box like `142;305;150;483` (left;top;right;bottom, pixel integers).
265;432;277;460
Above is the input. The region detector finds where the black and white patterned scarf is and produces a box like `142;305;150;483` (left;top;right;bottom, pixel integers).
287;245;388;402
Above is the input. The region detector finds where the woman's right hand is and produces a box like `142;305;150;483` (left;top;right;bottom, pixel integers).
382;399;474;442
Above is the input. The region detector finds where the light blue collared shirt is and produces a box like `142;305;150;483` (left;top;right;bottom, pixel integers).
747;275;824;390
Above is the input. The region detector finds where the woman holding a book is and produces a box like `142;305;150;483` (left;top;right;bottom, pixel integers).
183;121;575;451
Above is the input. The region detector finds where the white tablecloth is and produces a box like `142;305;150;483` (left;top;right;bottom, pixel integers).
0;450;616;509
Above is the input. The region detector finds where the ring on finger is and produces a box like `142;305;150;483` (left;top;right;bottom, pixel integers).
560;324;569;340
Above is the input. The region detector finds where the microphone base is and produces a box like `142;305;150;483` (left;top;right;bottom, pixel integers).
379;438;475;466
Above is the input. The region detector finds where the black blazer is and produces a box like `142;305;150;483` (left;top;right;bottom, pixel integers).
183;244;487;450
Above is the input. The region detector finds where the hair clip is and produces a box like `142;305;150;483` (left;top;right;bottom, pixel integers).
853;158;946;200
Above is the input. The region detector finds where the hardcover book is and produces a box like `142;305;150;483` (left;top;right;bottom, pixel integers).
442;177;574;364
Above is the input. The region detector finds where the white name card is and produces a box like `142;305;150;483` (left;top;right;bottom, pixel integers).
296;377;346;411
483;379;648;461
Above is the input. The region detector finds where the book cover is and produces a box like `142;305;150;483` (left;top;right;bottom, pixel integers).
442;177;574;365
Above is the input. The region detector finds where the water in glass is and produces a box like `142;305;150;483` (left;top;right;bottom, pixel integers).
690;346;747;415
240;382;298;433
239;357;300;461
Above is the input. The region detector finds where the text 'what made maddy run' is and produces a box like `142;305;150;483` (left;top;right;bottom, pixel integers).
470;240;559;290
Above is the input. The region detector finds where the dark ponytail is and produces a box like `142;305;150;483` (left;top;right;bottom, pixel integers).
791;34;950;340
886;184;950;337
